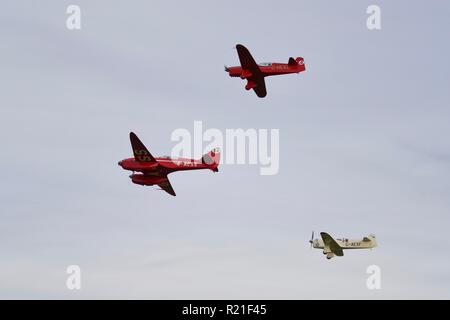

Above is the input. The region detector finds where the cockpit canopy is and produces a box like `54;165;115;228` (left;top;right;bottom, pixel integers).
258;62;272;66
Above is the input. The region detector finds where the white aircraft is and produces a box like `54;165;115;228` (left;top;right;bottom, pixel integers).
309;232;377;259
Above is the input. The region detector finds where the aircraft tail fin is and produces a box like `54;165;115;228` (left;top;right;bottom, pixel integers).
201;148;220;172
295;57;304;64
364;234;377;247
288;57;305;71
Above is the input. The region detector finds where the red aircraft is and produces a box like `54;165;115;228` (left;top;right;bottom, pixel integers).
118;132;220;196
225;44;306;98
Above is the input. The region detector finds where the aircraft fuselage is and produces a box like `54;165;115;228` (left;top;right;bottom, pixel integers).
226;61;305;79
118;156;218;186
119;157;214;174
312;238;376;250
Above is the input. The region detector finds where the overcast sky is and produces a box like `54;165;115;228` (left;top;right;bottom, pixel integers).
0;1;449;299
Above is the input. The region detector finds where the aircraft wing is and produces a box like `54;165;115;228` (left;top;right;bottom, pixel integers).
130;132;156;163
320;232;344;256
252;78;267;98
158;178;176;196
236;44;261;75
235;44;267;98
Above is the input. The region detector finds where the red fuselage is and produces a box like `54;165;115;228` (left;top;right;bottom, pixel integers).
118;156;218;186
226;59;305;78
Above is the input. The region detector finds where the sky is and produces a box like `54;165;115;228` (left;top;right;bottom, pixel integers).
0;0;449;299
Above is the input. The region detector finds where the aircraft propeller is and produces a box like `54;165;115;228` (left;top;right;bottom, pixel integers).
309;231;315;248
224;65;229;72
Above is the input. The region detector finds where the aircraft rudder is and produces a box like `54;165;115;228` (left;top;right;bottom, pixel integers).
296;57;305;71
369;234;378;247
202;148;221;171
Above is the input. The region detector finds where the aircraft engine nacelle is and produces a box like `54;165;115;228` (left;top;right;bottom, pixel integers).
129;174;166;186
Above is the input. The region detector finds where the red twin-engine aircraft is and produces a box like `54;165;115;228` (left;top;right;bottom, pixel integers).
225;44;306;98
118;132;220;196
